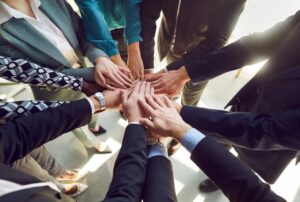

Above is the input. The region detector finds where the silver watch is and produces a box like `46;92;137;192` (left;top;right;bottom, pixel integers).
94;92;106;111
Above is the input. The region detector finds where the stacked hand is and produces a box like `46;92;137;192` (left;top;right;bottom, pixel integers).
139;95;191;141
121;81;153;122
145;67;190;98
94;56;133;89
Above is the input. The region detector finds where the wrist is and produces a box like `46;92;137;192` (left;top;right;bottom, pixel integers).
173;123;192;141
177;66;190;82
128;42;140;54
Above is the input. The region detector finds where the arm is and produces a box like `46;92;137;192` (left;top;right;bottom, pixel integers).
180;105;300;151
180;0;246;59
139;0;162;70
74;0;119;57
0;100;67;124
142;144;177;202
0;56;82;91
139;95;285;202
0;99;92;165
104;125;147;202
191;135;285;202
167;11;300;82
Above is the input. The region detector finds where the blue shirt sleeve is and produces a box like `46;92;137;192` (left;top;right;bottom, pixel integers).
123;0;143;45
181;128;206;152
148;143;168;159
75;0;119;56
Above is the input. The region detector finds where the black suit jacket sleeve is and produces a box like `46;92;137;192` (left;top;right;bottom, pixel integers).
0;99;91;165
178;0;246;62
104;124;147;202
142;156;177;202
167;11;300;82
191;137;286;202
140;0;162;69
180;106;300;151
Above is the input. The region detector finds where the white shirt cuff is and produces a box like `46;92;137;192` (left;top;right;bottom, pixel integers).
86;98;95;114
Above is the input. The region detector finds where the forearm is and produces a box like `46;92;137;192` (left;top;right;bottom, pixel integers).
0;99;92;164
0;100;68;123
104;124;147;201
0;56;83;91
180;106;300;151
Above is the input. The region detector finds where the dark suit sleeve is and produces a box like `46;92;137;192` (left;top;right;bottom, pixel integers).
104;124;147;202
179;0;246;61
0;99;91;165
143;156;177;202
140;0;162;69
191;137;286;202
167;11;300;82
180;106;300;151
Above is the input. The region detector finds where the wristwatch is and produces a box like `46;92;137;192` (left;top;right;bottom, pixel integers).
94;92;106;111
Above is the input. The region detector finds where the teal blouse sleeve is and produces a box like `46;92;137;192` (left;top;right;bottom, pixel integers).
75;0;119;56
123;0;143;45
75;0;142;57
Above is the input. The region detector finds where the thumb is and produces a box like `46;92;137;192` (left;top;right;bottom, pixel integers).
140;118;156;130
145;73;161;81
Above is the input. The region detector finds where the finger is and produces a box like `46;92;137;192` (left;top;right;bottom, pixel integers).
107;72;126;89
132;81;142;94
139;81;147;95
145;95;161;110
151;80;164;88
121;90;129;103
140;118;156;130
140;69;145;80
154;87;167;95
162;95;176;109
96;72;106;86
139;98;156;116
150;87;155;95
153;95;167;107
118;69;133;84
120;67;134;81
145;82;152;95
114;71;132;88
105;84;116;90
145;73;161;81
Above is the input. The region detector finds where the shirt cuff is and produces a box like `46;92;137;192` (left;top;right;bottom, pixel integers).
128;122;141;125
181;128;205;152
147;143;168;159
86;98;95;114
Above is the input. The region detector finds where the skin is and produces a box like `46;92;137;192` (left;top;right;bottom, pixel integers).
139;95;191;141
145;66;190;98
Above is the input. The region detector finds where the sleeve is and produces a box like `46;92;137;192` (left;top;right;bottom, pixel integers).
104;124;147;202
123;0;142;45
74;0;119;57
66;0;108;62
167;11;300;82
0;99;92;165
0;100;68;124
178;0;246;60
0;56;83;91
139;0;162;69
191;137;286;202
180;105;300;151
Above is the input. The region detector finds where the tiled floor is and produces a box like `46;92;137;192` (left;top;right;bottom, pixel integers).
1;0;300;201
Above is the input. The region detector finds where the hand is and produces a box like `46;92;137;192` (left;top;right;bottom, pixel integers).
103;89;124;109
81;81;105;96
145;67;190;98
121;81;153;122
110;54;127;68
127;42;144;80
94;56;133;89
139;95;191;141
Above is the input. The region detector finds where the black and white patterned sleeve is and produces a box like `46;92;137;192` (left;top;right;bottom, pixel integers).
0;100;69;124
0;56;83;91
